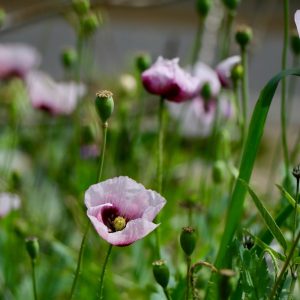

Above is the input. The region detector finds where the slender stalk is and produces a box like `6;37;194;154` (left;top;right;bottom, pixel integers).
220;10;235;59
99;244;113;300
292;178;299;242
241;46;249;144
68;122;108;299
31;260;38;300
269;230;300;300
185;256;191;300
191;18;204;67
281;0;290;175
163;288;171;300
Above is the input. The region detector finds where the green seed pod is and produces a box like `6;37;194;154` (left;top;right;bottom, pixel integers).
291;30;300;56
0;8;6;27
235;25;253;49
196;0;212;18
231;63;244;82
180;227;196;256
95;90;114;124
25;237;39;261
212;160;226;184
222;0;240;10
72;0;90;15
136;53;152;73
81;12;100;36
200;82;212;101
61;48;78;69
152;260;170;288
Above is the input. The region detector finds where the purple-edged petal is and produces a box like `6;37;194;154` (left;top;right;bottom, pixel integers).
215;55;241;88
0;43;40;79
295;10;300;37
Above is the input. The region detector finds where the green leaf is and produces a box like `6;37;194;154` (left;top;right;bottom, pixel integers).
206;68;300;299
293;257;300;264
276;184;300;212
241;180;287;251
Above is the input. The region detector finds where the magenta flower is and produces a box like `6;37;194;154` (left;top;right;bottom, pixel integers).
0;43;40;79
295;10;300;36
142;56;201;103
215;55;241;88
0;193;21;218
85;176;166;246
26;71;86;115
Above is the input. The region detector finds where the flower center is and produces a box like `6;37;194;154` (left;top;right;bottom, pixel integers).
113;216;126;231
101;206;127;232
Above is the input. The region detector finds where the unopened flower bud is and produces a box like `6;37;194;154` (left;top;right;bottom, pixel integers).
235;25;253;49
95;90;114;123
0;8;6;27
231;64;243;82
61;48;78;69
196;0;212;18
222;0;240;10
81;12;100;36
291;30;300;55
201;82;212;101
180;227;196;256
212;160;226;184
72;0;90;15
25;237;39;261
136;53;152;73
152;260;170;288
292;164;300;180
242;234;254;250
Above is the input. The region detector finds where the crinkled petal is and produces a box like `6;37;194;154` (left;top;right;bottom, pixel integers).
215;55;241;88
295;10;300;37
88;214;159;246
85;176;166;221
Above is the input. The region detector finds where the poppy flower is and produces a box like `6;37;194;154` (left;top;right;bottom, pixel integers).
215;55;241;88
85;176;166;246
0;43;40;79
26;71;86;115
0;193;21;218
142;56;201;103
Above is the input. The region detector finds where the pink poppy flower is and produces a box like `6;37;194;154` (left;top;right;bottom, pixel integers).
295;10;300;36
215;55;241;88
0;193;21;218
85;176;166;246
142;56;201;103
26;71;86;115
0;43;40;79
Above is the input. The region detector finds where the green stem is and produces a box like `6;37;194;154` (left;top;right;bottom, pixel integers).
241;46;249;144
68;123;108;299
281;0;290;175
163;288;171;300
220;10;235;59
191;18;204;66
99;244;113;300
292;178;299;242
31;260;38;300
269;230;300;300
185;256;191;300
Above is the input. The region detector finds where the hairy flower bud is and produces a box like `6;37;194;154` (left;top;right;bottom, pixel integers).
25;237;39;261
136;53;152;73
61;48;78;69
72;0;90;15
196;0;212;18
235;25;253;48
180;227;196;256
81;12;101;36
152;260;170;288
292;164;300;180
222;0;240;10
291;30;300;55
95;90;114;123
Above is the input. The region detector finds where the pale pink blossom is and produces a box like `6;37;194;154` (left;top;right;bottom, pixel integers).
85;176;166;246
142;57;200;103
295;10;300;36
26;71;86;115
0;43;40;79
215;55;241;88
0;193;21;218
